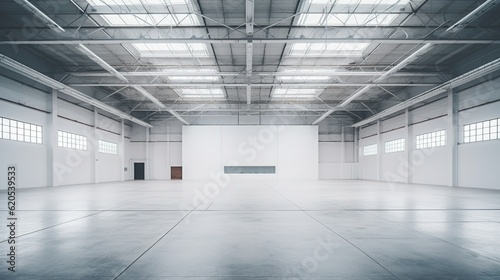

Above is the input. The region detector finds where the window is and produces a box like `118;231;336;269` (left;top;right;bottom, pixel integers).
464;118;499;143
58;131;87;150
0;117;43;144
416;130;446;149
385;138;405;153
132;43;209;57
288;43;369;57
99;140;118;155
363;144;377;156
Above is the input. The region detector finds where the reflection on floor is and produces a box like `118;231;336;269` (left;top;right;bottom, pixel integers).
1;180;500;279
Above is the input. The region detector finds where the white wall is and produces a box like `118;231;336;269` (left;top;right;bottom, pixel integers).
0;76;49;189
318;142;355;179
0;75;130;188
356;75;500;189
182;125;318;180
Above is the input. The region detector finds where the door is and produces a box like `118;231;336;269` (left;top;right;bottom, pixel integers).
134;162;145;180
171;166;182;180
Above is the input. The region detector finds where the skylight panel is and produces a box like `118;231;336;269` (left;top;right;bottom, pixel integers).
272;88;323;98
100;14;200;26
165;68;220;82
297;13;398;26
307;0;409;6
276;69;331;81
87;0;188;7
175;88;225;98
132;43;209;57
289;43;369;57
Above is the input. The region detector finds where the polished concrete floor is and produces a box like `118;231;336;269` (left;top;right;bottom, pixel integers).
1;180;500;279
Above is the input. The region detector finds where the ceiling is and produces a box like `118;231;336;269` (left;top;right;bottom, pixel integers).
0;0;499;127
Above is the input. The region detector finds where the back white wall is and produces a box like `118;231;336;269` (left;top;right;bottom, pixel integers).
182;125;318;180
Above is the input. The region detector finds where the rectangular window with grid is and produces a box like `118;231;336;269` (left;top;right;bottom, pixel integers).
0;117;43;144
58;131;87;150
416;130;446;149
98;140;118;155
384;138;405;153
363;144;377;156
464;118;499;143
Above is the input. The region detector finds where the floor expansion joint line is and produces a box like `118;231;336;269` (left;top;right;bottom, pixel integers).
266;185;402;280
361;211;500;264
0;211;105;243
112;195;212;280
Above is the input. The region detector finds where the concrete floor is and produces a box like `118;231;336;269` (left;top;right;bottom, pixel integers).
1;180;500;279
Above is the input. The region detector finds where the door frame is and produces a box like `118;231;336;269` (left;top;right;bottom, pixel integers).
129;158;147;180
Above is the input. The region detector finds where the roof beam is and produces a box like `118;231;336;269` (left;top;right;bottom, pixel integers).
352;57;500;127
312;43;435;125
0;53;151;127
13;0;65;33
67;83;438;87
75;44;167;111
446;0;500;33
67;71;442;77
167;110;190;125
246;0;254;105
1;39;499;45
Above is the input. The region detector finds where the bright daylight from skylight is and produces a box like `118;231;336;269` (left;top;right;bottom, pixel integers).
166;69;220;82
87;0;189;7
175;88;225;98
289;43;369;57
272;88;324;98
132;43;209;57
307;0;409;5
277;69;332;82
100;14;199;26
297;13;398;26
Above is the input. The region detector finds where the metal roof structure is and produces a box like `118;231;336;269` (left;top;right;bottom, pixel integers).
1;0;499;128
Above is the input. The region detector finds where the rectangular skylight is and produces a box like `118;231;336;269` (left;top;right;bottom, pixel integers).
101;14;200;26
272;88;323;98
87;0;188;7
167;68;220;82
175;88;225;98
297;13;398;26
289;43;369;57
132;43;209;57
276;69;331;81
307;0;409;6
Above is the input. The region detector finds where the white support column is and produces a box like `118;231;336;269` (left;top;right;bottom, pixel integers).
377;120;383;181
448;90;458;187
92;109;98;184
354;127;359;179
48;89;57;187
120;119;125;181
341;126;345;179
145;127;150;180
405;108;412;184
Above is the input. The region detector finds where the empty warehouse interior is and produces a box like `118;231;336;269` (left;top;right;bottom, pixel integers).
1;0;500;279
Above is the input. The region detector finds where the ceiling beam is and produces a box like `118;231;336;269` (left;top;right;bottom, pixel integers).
446;0;500;33
0;53;152;127
1;39;499;45
246;0;254;105
312;43;435;125
13;0;65;33
67;71;442;77
167;110;190;125
68;83;438;87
